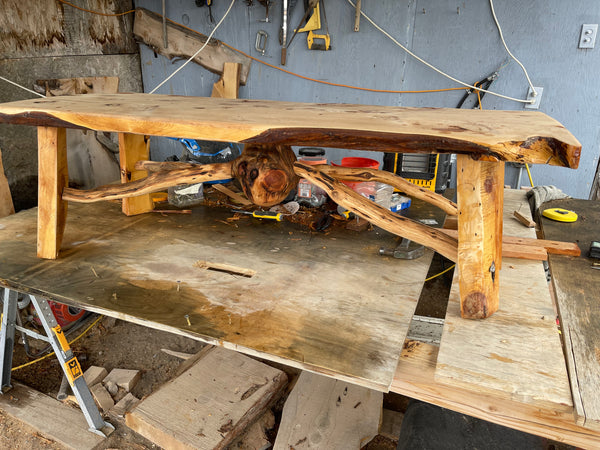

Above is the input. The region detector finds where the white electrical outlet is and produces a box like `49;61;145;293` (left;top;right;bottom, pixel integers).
525;87;543;110
579;24;598;49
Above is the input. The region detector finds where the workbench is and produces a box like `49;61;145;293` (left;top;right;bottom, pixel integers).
0;93;581;319
0;190;598;447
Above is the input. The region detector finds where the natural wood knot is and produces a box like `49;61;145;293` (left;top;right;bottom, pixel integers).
463;292;488;319
484;176;494;193
263;169;286;191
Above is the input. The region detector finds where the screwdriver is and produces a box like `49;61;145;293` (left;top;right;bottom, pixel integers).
232;210;284;221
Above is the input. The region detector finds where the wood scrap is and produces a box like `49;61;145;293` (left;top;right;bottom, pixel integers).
211;62;242;99
514;210;536;228
103;368;141;392
273;371;382;450
133;8;252;85
83;366;108;387
0;148;15;218
90;383;115;412
440;229;580;258
126;346;287;450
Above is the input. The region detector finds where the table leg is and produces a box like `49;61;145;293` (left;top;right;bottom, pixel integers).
456;155;504;319
37;127;68;259
118;133;154;216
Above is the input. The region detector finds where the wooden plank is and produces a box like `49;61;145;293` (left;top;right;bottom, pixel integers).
133;8;252;85
211;62;242;99
541;198;600;430
126;347;287;449
0;148;14;218
436;190;572;413
0;94;581;168
456;156;504;318
274;371;382;450
0;201;432;391
441;229;580;259
118;133;154;216
0;382;104;450
392;341;600;449
37;126;68;259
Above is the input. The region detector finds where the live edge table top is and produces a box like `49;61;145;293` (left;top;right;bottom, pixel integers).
0;93;581;167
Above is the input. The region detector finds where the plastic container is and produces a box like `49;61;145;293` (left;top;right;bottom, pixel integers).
295;148;328;207
168;182;204;208
332;157;380;197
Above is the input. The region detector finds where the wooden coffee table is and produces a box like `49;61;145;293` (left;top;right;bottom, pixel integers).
0;93;581;318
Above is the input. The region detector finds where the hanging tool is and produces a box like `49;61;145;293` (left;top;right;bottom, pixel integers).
280;0;291;64
354;0;361;32
296;0;331;51
255;30;268;56
195;0;214;23
283;0;318;65
456;69;499;109
232;209;284;221
258;0;272;22
162;0;168;48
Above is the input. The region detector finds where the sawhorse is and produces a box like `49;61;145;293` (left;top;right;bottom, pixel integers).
0;288;114;437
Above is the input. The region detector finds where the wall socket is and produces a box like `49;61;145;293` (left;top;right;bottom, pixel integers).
525;86;543;110
579;24;598;49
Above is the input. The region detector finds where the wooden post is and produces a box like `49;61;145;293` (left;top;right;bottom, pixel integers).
119;133;154;216
456;155;504;319
211;62;241;99
37;127;68;259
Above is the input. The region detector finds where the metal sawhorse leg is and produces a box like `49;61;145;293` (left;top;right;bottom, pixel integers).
0;287;114;437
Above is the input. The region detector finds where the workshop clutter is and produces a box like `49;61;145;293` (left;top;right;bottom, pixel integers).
295;147;328;207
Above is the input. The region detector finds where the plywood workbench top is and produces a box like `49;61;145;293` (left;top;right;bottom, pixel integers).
0;93;581;167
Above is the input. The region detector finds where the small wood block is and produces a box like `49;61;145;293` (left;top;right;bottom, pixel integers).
110;392;140;418
273;371;382;450
37;126;68;259
513;210;536;228
90;383;115;412
456;156;504;318
119;133;154;216
211;62;241;99
0;148;15;218
103;368;141;392
126;347;287;450
83;365;108;387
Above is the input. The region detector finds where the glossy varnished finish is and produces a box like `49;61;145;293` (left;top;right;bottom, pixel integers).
0;94;581;167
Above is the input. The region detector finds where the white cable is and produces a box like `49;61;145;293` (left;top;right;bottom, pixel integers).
489;0;537;96
0;75;46;98
149;0;236;94
345;0;534;104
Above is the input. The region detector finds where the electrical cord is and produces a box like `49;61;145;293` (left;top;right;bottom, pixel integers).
11;314;104;372
0;76;45;98
345;0;535;104
149;0;237;94
488;0;537;96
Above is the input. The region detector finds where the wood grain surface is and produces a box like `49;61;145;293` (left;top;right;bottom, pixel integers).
393;342;600;449
436;190;572;410
0;94;581;167
541;198;600;431
0;202;433;391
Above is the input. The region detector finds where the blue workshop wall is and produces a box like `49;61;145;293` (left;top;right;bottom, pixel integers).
137;0;599;199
